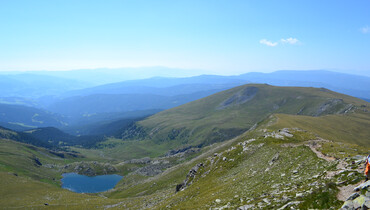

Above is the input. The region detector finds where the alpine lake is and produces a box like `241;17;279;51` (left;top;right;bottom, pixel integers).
61;173;123;193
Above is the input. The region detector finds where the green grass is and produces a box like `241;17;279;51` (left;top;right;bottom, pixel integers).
0;139;79;184
71;138;181;161
0;171;129;209
270;112;370;147
297;182;342;209
0;84;369;209
131;84;369;155
156;136;337;209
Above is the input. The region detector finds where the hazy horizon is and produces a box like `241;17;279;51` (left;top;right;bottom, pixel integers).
1;0;369;77
0;67;369;78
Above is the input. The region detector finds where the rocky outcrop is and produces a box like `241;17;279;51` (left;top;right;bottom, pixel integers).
315;99;343;116
166;146;200;158
134;163;171;176
340;180;370;210
31;156;42;166
263;128;295;139
176;163;204;192
124;157;151;164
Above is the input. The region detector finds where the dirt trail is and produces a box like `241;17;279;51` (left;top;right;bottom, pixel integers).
305;140;336;162
281;139;337;162
302;140;365;202
282;138;365;202
336;182;364;201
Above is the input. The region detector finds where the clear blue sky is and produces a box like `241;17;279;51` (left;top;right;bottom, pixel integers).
0;0;369;76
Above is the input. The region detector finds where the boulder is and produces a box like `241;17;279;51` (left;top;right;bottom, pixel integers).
347;193;360;201
354;180;370;191
175;163;204;192
277;201;301;210
341;181;370;209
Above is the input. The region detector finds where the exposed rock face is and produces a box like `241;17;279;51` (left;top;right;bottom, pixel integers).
124;157;151;164
166;146;200;157
217;86;258;110
340;180;370;210
276;201;302;210
32;156;42;166
176;163;204;192
264;128;295;139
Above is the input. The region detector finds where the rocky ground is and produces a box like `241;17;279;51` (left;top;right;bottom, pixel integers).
163;128;369;209
340;180;370;209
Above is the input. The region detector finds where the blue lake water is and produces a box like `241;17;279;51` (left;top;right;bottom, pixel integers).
61;173;123;193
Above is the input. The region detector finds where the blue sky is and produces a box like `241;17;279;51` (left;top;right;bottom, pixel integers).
0;0;369;76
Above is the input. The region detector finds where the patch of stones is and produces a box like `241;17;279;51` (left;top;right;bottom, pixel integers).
340;180;370;210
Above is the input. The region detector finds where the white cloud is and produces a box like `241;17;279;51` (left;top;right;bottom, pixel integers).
259;39;278;47
280;37;299;44
361;26;370;34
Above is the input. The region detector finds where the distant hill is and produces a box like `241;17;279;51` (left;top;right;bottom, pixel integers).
0;74;92;98
1;67;209;86
239;70;370;99
59;70;370;100
22;127;106;148
47;90;225;117
0;103;66;130
0;125;107;149
0;126;54;149
62;109;159;135
62;75;246;97
117;84;369;154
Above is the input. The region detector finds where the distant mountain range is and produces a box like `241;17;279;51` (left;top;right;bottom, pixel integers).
58;70;370;100
1;70;369;209
0;69;369;133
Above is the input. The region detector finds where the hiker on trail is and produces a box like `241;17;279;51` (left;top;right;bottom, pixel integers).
366;155;370;181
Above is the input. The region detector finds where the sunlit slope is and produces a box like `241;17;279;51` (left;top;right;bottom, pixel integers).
108;112;370;209
0;137;81;183
130;84;368;148
269;112;370;147
0;171;134;209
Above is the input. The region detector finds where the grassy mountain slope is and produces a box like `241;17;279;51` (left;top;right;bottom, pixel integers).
1;112;368;209
0;140;122;208
122;84;367;154
0;84;369;209
270;112;370;147
0;137;81;184
106;111;369;209
239;70;370;99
